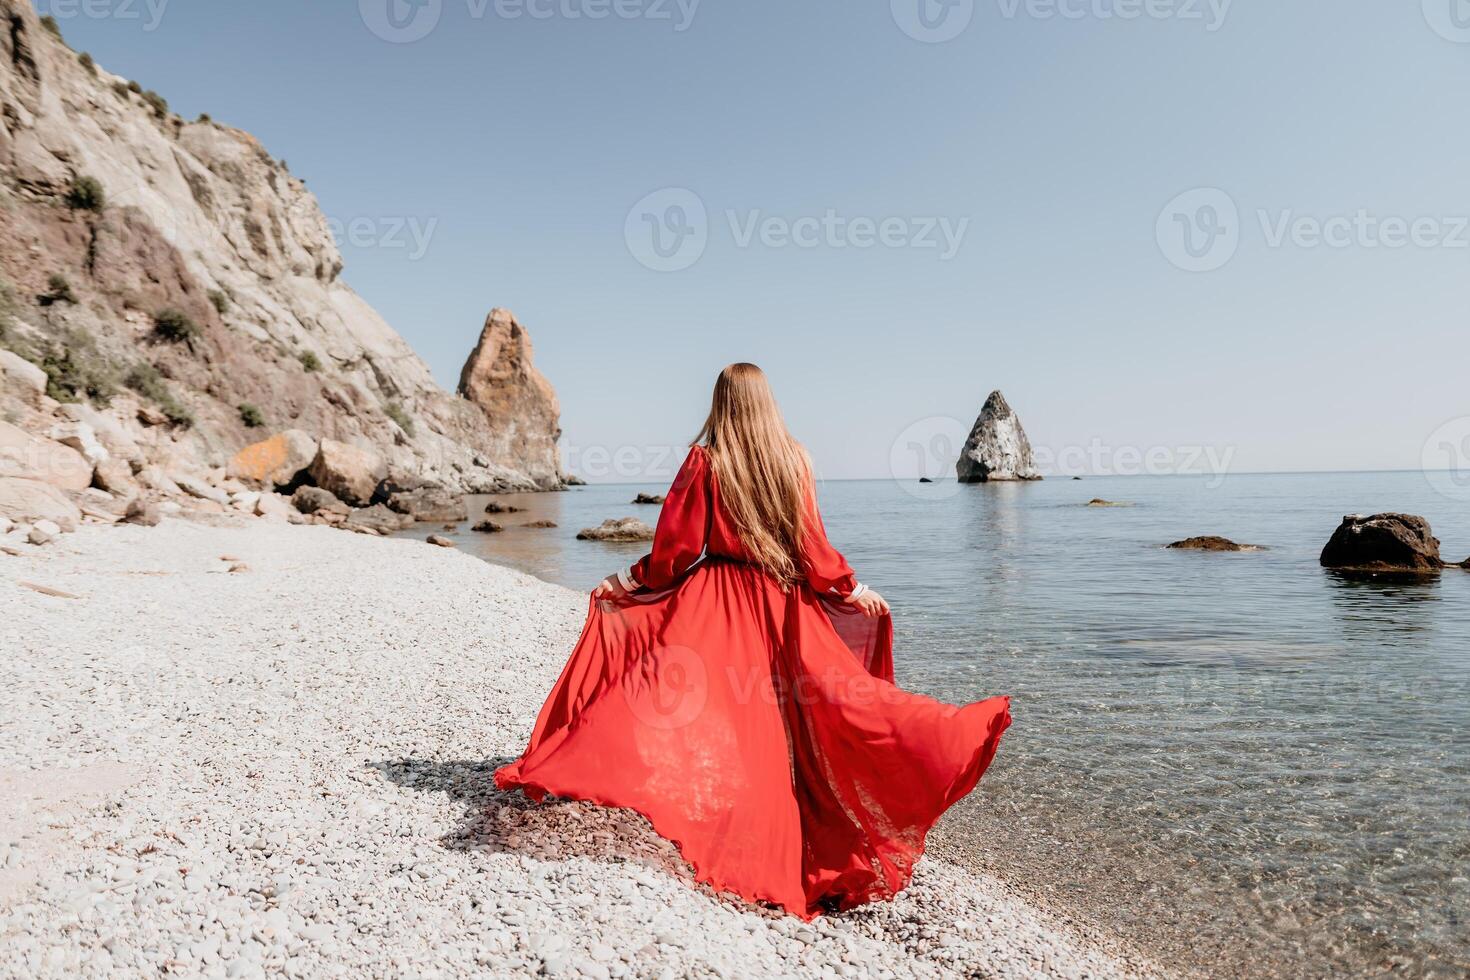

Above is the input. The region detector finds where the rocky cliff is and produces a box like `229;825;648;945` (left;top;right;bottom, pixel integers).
956;390;1042;483
0;0;562;493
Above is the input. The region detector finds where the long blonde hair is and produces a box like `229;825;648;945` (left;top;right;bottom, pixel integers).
694;363;811;584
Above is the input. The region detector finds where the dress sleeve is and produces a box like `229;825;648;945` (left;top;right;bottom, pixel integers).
799;483;862;599
620;446;711;592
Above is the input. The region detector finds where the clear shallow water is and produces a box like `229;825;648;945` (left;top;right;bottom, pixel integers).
407;473;1470;978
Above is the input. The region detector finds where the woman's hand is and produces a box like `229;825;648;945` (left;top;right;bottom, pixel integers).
846;588;890;618
592;574;629;600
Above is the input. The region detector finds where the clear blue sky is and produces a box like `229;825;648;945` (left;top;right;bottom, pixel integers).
45;0;1470;480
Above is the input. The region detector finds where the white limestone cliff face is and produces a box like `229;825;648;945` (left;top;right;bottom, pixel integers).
0;0;561;491
956;390;1042;483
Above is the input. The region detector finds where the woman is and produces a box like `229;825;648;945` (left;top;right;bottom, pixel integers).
496;364;1010;919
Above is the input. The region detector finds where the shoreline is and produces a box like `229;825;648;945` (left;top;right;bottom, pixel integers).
2;517;1170;978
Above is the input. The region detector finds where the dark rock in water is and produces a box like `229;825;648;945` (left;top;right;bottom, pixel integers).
1168;536;1260;552
1072;476;1083;481
956;390;1041;483
633;492;665;504
564;474;587;486
1320;513;1443;573
484;501;524;514
427;534;456;548
524;520;557;528
344;504;414;535
1087;499;1127;507
386;486;467;523
918;477;934;484
577;517;655;542
472;520;503;533
292;485;350;516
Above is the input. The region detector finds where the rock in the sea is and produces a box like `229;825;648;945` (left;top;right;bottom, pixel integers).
123;499;162;527
458;308;564;490
632;493;665;505
1167;536;1259;552
0;422;94;491
956;391;1042;483
1320;513;1443;573
483;501;524;514
292;485;351;516
524;520;558;529
427;534;456;548
228;430;319;488
387;486;467;523
472;520;503;533
577;518;656;542
309;439;388;507
0;477;82;531
343;504;413;536
1087;499;1125;507
918;477;934;484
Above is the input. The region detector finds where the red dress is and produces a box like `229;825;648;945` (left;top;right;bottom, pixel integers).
495;446;1010;918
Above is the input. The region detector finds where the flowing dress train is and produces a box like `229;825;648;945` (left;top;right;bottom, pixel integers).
495;446;1010;918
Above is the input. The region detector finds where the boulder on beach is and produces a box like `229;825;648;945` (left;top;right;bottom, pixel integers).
632;493;664;505
0;477;82;531
0;422;93;491
1320;513;1443;574
291;485;350;516
427;534;456;548
1168;536;1261;552
577;518;656;542
309;439;387;507
0;350;47;407
387;486;467;523
227;430;319;488
956;391;1042;483
123;499;162;527
344;504;414;536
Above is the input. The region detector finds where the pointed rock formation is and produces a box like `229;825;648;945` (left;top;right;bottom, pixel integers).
956;391;1041;483
458;309;562;491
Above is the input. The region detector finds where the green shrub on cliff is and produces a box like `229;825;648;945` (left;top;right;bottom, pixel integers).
298;350;321;373
124;363;194;428
208;289;230;314
78;52;96;75
43;274;77;305
153;308;198;343
383;401;416;437
238;403;265;429
40;16;62;39
67;175;106;212
142;90;169;119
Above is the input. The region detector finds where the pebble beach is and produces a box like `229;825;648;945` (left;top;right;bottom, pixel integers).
1;518;1169;979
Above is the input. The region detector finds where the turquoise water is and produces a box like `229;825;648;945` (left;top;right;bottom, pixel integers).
411;472;1470;978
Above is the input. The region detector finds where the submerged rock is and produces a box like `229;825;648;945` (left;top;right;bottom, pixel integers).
387;486;467;523
577;518;655;542
1168;536;1260;552
524;520;558;529
956;391;1041;483
472;520;504;534
1320;513;1443;574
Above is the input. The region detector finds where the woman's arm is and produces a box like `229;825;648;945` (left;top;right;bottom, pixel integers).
594;446;710;598
799;485;889;617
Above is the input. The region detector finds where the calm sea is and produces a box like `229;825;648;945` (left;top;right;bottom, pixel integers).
405;472;1470;978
